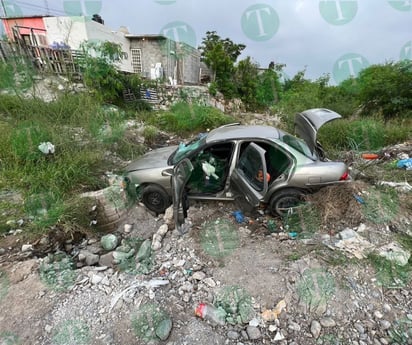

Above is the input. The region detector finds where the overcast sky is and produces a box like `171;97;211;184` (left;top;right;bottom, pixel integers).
1;0;411;84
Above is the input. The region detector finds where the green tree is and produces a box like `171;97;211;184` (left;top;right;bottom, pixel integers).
235;56;259;110
199;31;245;98
356;61;412;120
78;41;124;102
256;61;284;108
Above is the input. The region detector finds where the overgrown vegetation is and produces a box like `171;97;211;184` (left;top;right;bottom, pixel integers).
0;34;411;239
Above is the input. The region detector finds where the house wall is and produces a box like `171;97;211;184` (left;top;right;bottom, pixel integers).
129;37;200;85
2;17;46;40
44;16;133;73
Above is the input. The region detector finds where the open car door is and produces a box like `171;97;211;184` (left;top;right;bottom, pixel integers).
172;158;193;234
295;108;341;156
230;143;268;209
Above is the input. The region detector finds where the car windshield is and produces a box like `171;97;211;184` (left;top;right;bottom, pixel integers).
281;134;317;160
169;133;207;165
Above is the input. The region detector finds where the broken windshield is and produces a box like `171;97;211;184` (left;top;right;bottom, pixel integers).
169;133;207;165
281;134;317;160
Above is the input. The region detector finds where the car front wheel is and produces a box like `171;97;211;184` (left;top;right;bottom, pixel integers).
141;185;171;214
269;189;306;217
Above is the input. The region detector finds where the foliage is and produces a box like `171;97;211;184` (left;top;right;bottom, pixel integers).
255;62;284;109
368;252;411;288
235;57;260;110
77;41;125;102
199;31;245;98
357;61;412;120
148;102;235;135
0;56;35;91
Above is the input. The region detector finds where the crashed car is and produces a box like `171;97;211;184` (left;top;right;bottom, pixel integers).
123;108;350;221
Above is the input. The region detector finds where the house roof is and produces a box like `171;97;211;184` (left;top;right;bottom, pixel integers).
125;34;168;40
0;15;52;20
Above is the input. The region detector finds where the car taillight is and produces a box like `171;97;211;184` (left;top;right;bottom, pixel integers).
339;171;349;181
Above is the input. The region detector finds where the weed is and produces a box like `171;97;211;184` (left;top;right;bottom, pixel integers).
362;186;399;224
282;203;320;239
367;253;411;288
142;125;159;145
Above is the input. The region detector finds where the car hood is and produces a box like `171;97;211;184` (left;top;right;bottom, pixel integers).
125;145;178;171
294;108;341;155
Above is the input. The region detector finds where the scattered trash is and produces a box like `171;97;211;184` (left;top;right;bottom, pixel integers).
288;232;298;239
232;210;245;223
353;194;365;204
110;279;169;312
195;302;227;326
379;181;412;192
261;299;287;321
397;158;412;170
38;141;55;154
361;153;380;160
378;242;411;266
324;228;374;259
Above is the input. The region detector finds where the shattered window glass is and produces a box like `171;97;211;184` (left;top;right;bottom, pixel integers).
170;133;207;164
281;134;316;160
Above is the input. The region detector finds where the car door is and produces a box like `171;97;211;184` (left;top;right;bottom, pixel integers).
230;142;269;208
171;158;193;233
294;108;342;156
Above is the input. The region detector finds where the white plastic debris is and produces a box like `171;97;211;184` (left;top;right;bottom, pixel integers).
378;181;412;192
38;142;55;154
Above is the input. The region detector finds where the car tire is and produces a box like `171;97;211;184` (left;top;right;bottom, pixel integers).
269;189;305;217
141;185;171;214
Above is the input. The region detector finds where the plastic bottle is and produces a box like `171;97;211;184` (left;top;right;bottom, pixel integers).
195;302;226;325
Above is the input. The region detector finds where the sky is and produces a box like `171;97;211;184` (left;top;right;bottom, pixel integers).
1;0;411;84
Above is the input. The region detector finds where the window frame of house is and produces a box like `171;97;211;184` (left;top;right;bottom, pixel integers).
131;48;142;73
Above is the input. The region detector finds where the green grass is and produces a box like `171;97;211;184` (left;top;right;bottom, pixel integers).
368;252;411;288
148;101;235;135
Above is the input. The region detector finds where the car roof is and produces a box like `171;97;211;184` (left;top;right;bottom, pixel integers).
205;123;283;143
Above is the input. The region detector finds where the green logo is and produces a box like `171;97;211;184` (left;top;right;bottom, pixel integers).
388;0;412;11
0;270;9;302
52;320;90;345
200;218;239;259
319;0;358;25
3;1;23;16
160;21;197;48
131;303;172;342
333;53;369;84
0;332;20;345
241;4;280;41
154;0;176;4
63;0;102;19
400;41;412;60
39;254;77;292
297;268;335;314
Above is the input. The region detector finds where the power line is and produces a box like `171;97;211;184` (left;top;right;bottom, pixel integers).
13;0;66;16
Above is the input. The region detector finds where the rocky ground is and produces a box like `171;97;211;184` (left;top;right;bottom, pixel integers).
0;136;411;345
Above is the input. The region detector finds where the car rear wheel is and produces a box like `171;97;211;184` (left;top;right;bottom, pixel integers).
141;185;170;214
269;189;305;217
